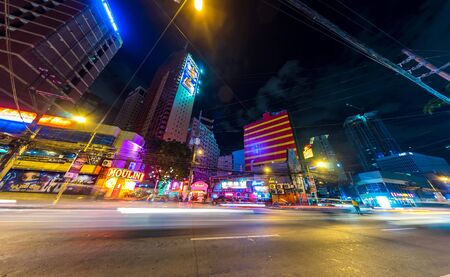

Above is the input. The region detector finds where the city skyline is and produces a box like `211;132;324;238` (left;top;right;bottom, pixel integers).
1;2;449;275
89;0;450;170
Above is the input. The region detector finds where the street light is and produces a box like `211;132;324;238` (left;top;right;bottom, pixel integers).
194;0;203;11
197;149;204;156
73;115;87;123
315;161;329;169
263;166;271;174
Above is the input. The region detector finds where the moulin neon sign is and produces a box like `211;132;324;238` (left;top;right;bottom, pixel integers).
107;168;144;182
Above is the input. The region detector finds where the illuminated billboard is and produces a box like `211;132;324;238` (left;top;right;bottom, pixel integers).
0;107;75;128
303;144;314;159
221;180;247;189
0;108;36;123
181;54;200;96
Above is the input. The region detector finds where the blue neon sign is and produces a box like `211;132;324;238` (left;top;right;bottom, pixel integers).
102;0;118;32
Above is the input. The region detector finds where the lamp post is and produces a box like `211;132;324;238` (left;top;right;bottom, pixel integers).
185;145;202;202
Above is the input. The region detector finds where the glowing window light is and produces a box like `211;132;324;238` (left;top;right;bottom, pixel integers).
102;0;119;32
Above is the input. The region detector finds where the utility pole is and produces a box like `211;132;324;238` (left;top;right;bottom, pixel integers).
185;110;202;201
284;0;450;104
400;50;450;82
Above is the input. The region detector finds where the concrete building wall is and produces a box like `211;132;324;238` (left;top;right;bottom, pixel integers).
1;0;122;111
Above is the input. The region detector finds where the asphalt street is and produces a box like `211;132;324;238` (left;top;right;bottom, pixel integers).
0;207;449;277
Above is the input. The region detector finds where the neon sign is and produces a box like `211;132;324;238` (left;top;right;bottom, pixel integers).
102;0;118;32
107;168;144;182
0;107;75;128
221;180;247;189
0;108;36;123
39;115;73;128
181;54;200;96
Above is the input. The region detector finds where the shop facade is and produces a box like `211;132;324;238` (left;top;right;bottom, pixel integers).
354;171;441;208
0;107;145;198
210;176;271;203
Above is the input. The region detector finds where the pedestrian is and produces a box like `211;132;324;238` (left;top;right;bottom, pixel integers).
352;199;361;215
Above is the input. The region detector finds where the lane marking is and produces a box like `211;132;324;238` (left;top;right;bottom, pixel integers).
439;274;450;277
382;227;416;231
191;234;280;241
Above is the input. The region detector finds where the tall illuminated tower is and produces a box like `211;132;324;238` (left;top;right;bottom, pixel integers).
140;51;200;143
0;0;122;111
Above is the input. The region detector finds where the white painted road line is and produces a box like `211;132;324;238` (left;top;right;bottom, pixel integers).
439;274;450;277
382;227;416;231
191;234;280;241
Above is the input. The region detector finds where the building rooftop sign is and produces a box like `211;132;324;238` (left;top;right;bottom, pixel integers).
181;54;200;96
102;0;119;32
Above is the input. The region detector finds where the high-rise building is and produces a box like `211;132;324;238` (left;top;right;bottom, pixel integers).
244;111;297;171
302;134;347;198
187;116;219;182
376;152;450;175
217;155;232;176
114;86;146;131
1;0;122;112
344;111;401;170
302;134;344;172
139;51;200;143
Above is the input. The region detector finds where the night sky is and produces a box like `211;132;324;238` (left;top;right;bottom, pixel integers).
90;0;450;171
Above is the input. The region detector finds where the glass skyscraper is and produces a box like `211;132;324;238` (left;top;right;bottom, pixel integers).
344;111;401;170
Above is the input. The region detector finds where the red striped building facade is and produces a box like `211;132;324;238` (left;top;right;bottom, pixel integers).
244;111;297;170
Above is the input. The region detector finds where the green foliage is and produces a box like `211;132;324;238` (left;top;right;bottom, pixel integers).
145;139;192;180
423;83;450;114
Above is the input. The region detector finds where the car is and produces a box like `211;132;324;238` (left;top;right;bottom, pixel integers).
152;195;169;202
211;196;233;205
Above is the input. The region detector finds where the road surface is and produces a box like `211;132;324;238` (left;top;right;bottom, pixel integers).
0;207;449;277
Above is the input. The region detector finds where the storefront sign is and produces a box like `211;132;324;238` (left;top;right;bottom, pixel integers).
221;180;247;189
64;154;87;179
107;168;144;182
191;181;208;192
0;169;96;195
390;192;414;198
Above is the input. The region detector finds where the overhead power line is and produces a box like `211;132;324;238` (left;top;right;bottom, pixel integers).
282;0;450;104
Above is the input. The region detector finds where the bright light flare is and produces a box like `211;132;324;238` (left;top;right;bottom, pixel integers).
263;166;271;174
194;0;203;11
73;115;87;123
315;161;329;168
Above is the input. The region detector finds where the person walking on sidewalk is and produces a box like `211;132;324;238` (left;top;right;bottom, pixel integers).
352;199;361;215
